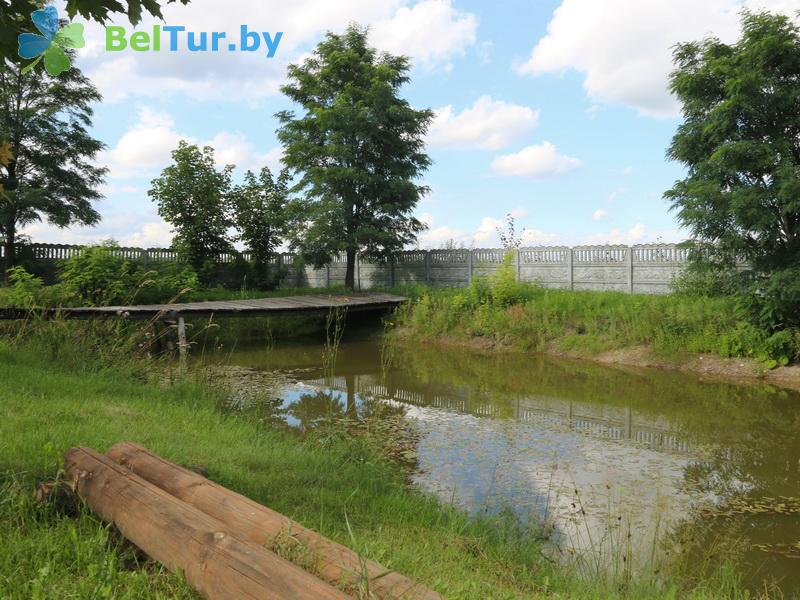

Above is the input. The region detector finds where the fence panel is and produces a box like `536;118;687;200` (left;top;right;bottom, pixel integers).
3;243;698;293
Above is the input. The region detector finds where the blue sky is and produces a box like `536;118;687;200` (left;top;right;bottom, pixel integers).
25;0;798;249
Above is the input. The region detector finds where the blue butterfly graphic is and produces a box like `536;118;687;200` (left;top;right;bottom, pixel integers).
18;5;85;76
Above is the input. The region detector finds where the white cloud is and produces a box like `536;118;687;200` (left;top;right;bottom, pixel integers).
73;0;477;102
473;216;504;243
121;221;174;247
370;0;478;71
206;131;284;172
581;223;686;245
521;229;560;245
583;223;648;245
606;188;626;203
591;208;607;221
101;107;282;180
100;107;183;178
428;96;539;150
416;212;559;248
491;142;581;178
20;214;175;248
517;0;798;117
418;225;470;247
622;166;635;175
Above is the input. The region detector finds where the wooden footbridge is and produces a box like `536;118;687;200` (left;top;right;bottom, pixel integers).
0;293;406;321
0;293;406;358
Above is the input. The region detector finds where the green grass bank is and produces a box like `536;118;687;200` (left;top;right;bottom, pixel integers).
391;275;800;376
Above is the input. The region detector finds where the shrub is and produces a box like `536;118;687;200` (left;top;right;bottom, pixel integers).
671;262;740;297
1;266;73;308
490;253;527;307
59;242;198;306
735;267;800;332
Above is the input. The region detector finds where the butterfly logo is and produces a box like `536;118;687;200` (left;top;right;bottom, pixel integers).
17;5;85;76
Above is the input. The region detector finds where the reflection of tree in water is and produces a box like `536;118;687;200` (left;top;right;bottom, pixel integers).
285;374;405;431
287;390;348;430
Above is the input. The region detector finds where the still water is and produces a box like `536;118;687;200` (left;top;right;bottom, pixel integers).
214;332;800;592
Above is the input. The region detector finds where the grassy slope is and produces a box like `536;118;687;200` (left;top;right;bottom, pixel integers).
393;280;798;366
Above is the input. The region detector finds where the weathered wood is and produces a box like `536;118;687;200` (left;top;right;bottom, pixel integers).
107;442;442;600
0;293;406;321
64;446;351;600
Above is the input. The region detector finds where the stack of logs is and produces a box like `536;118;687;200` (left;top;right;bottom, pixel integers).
64;443;441;600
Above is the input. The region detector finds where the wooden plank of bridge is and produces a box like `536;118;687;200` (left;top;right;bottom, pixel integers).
64;446;351;600
0;293;407;320
107;442;442;600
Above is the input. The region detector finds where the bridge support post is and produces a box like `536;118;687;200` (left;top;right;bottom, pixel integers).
177;315;188;368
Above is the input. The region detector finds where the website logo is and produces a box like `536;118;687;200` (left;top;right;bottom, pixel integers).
105;25;283;57
18;6;85;76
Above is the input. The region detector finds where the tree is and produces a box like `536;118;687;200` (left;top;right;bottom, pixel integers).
666;11;800;328
1;0;191;61
0;56;106;278
149;141;234;277
277;24;433;290
231;167;291;289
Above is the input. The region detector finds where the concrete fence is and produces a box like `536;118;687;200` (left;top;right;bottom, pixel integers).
1;242;691;294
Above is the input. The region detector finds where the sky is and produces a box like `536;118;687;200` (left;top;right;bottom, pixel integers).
22;0;800;250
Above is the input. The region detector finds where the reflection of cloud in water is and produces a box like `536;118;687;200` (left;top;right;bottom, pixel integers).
407;404;706;572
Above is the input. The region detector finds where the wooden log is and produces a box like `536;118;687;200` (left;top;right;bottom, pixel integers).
107;442;442;600
64;447;350;600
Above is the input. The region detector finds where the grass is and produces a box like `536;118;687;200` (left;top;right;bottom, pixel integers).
392;268;800;365
0;314;782;598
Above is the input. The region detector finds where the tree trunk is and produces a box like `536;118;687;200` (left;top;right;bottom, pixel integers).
344;247;356;290
2;221;15;282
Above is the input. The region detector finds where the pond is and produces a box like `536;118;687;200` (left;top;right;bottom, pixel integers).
210;330;800;593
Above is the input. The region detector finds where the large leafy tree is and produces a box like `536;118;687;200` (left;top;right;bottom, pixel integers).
666;11;800;328
1;0;190;61
231;166;292;289
0;57;106;277
277;24;433;290
149;141;234;277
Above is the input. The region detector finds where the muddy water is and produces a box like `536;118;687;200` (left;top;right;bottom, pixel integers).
217;335;800;592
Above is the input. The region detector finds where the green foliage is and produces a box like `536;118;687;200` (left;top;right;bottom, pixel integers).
149;141;234;279
231;167;291;289
0;51;106;276
2;266;72;308
277;24;433;289
734;267;800;331
670;260;741;298
400;281;800;363
59;243;197;306
665;11;800;328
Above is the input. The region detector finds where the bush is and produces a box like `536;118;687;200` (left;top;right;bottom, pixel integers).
60;243;198;306
671;262;741;297
735;267;800;332
1;266;73;308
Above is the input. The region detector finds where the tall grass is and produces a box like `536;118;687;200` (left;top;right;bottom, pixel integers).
394;266;799;365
